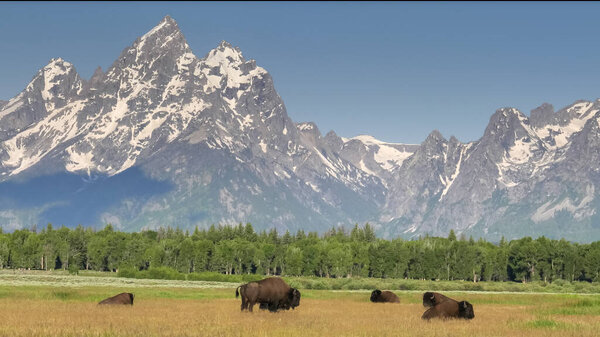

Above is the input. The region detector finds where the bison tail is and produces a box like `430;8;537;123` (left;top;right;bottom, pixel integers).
235;286;241;298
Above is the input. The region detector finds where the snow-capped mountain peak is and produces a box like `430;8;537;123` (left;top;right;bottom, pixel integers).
2;15;600;242
136;15;186;51
31;57;82;111
201;40;267;96
205;40;245;66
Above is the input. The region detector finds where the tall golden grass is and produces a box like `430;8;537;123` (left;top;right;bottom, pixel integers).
0;295;598;337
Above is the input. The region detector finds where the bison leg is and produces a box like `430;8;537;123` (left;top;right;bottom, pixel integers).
267;302;278;312
248;300;256;312
421;307;435;320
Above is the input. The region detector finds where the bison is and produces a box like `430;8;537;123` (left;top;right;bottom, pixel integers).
98;292;134;305
422;291;452;307
235;277;301;312
421;292;474;320
370;290;400;303
422;300;474;320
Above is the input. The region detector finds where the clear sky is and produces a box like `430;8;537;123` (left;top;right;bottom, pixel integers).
1;2;599;144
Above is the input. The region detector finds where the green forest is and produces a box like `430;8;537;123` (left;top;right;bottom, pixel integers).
1;223;600;284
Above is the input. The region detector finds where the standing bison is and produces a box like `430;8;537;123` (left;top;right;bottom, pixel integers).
421;292;474;320
236;277;301;312
98;292;134;305
370;290;400;303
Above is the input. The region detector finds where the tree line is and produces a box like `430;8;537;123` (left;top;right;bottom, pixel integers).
1;223;599;283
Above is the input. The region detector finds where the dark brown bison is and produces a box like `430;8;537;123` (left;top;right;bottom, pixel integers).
98;292;134;305
422;299;474;320
422;291;453;307
370;290;400;303
235;277;301;312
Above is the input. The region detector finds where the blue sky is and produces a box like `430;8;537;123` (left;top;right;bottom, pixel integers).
1;2;599;144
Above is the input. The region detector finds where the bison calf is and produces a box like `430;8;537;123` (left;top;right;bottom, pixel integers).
370;290;400;303
98;292;135;305
422;299;474;320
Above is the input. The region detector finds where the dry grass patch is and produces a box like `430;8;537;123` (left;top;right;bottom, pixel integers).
0;296;599;337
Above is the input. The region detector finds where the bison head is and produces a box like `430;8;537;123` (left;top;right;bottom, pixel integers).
458;301;475;319
288;288;301;309
422;292;436;307
370;290;382;302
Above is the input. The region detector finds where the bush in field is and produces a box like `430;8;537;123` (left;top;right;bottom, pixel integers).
68;263;79;275
137;267;186;280
117;267;138;278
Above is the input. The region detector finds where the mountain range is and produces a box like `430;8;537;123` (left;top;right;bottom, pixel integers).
1;16;599;242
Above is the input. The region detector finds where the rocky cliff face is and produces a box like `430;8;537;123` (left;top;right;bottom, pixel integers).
0;16;388;233
382;101;600;241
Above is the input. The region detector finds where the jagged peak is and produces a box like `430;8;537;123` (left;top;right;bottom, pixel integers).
425;129;445;142
531;102;554;114
84;66;104;90
217;40;234;50
487;107;529;128
418;130;448;153
43;58;75;72
127;15;189;60
161;15;175;24
204;40;245;67
325;130;338;139
141;15;182;40
530;103;555;128
297;122;319;132
27;57;78;88
91;66;103;77
48;57;67;64
496;107;523;117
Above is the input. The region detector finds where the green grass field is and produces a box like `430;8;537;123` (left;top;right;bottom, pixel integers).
0;271;598;337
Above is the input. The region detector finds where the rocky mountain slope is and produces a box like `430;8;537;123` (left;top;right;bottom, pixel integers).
1;16;599;241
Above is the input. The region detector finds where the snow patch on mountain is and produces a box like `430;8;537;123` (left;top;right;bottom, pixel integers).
534;101;597;149
531;185;595;222
351;135;416;170
3;99;87;175
439;145;466;200
0;94;24;120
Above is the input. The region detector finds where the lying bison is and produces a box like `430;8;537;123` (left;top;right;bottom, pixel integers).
370;290;400;303
422;300;474;320
421;292;474;320
98;292;134;305
236;277;301;312
422;291;452;307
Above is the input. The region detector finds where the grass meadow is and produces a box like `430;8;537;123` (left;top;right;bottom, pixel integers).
0;272;599;337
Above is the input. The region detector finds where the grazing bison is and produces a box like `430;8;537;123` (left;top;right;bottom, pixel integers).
259;301;290;311
422;299;475;320
235;285;288;311
98;292;134;305
235;277;301;312
370;290;400;303
422;291;453;307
